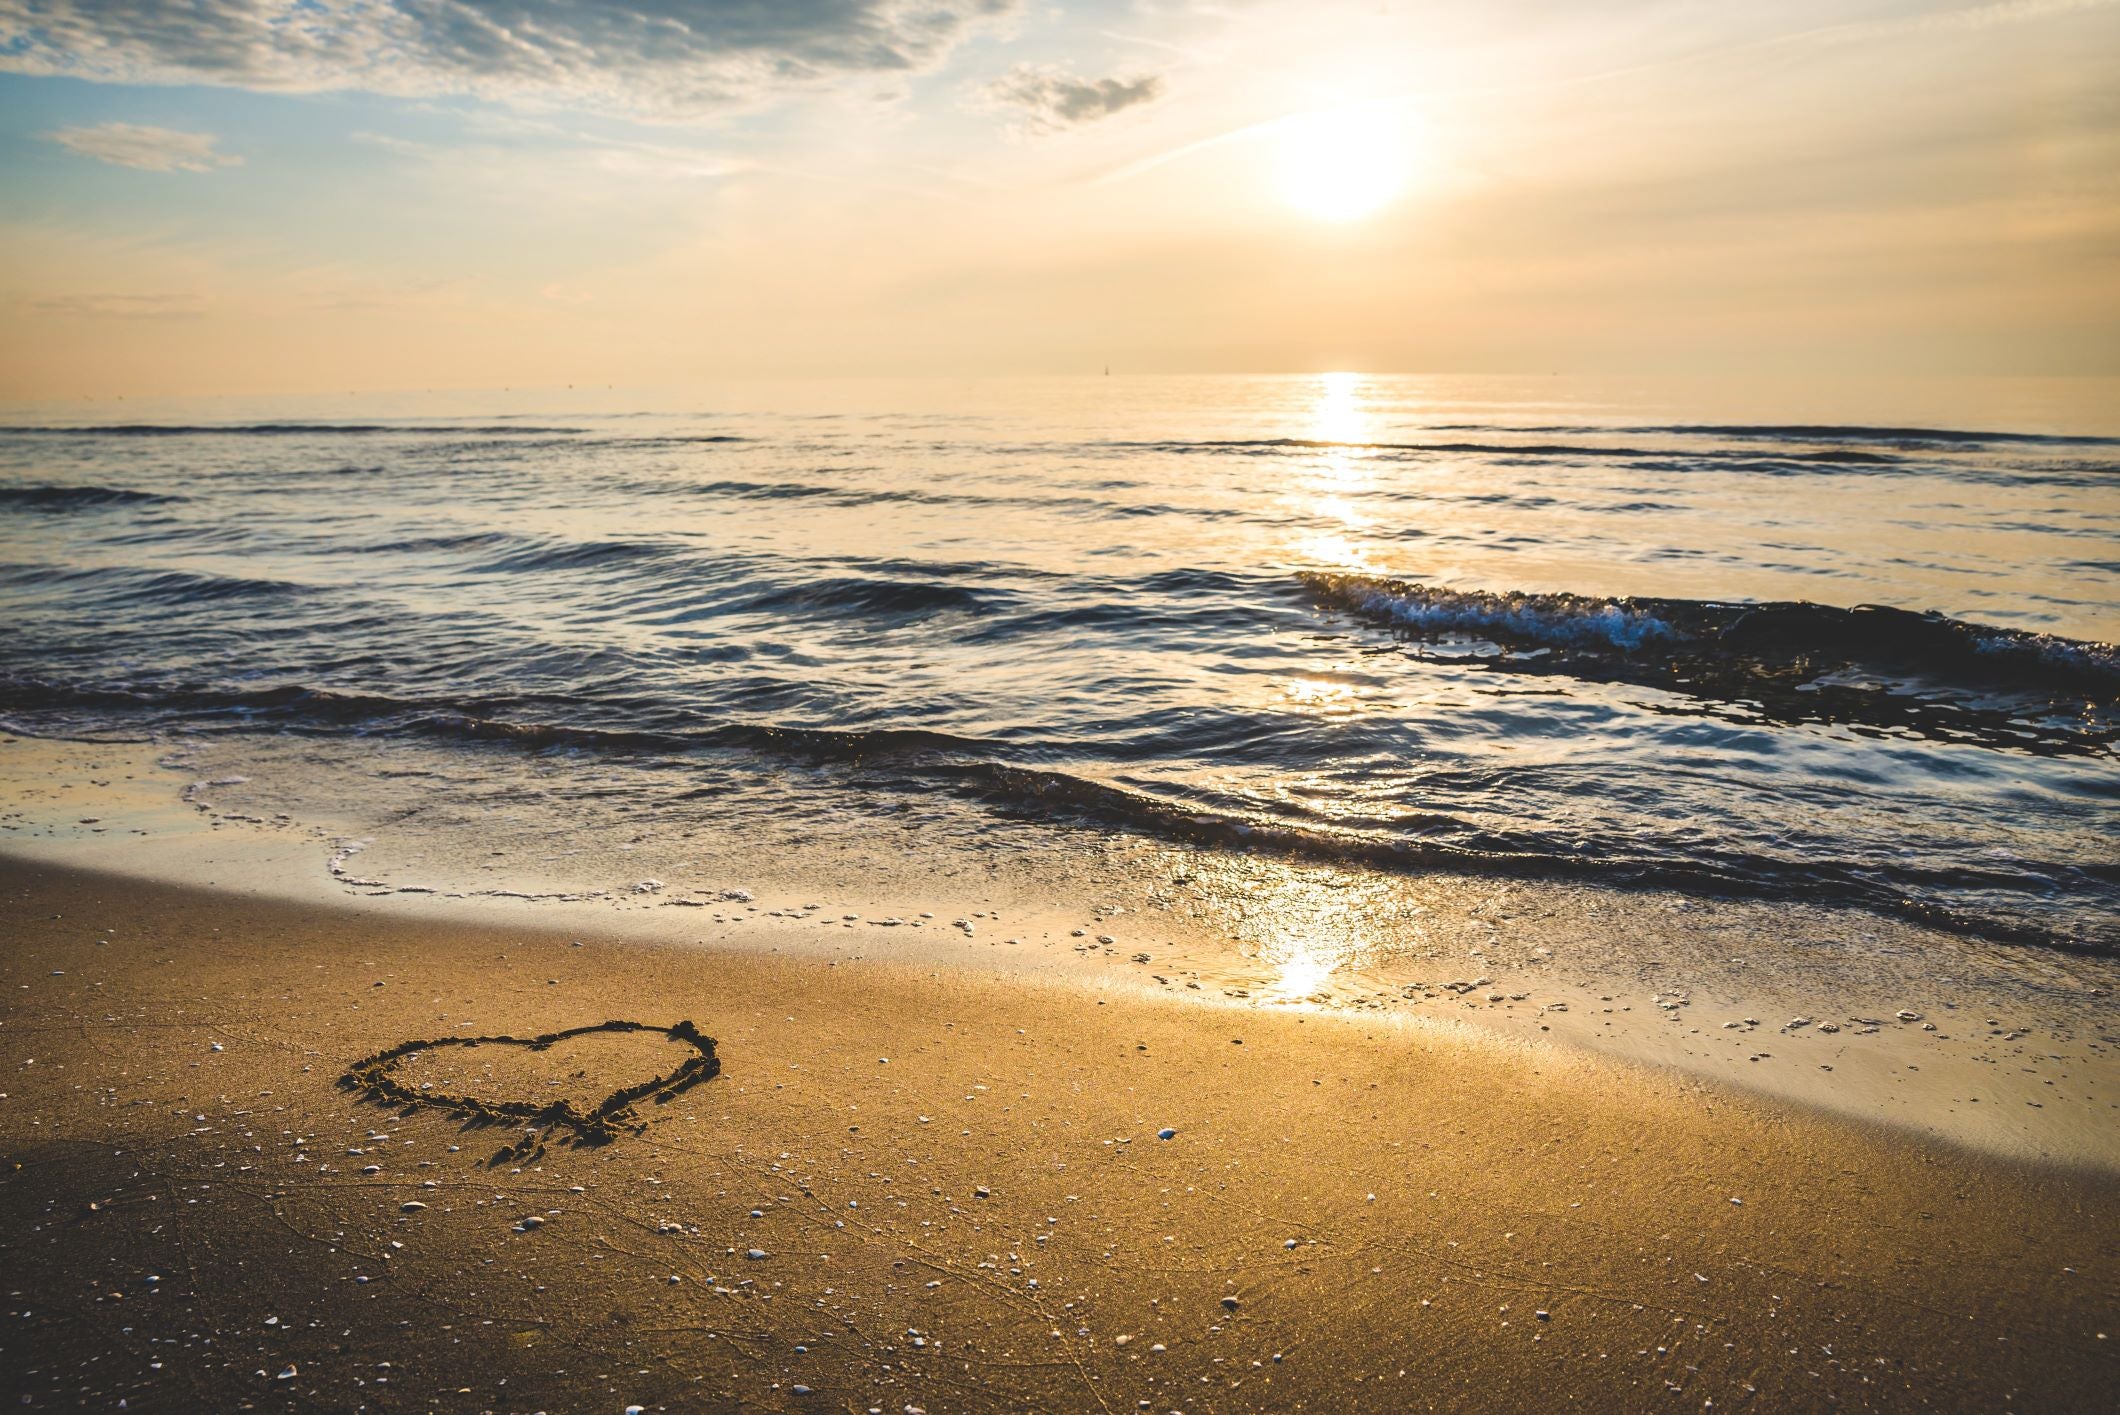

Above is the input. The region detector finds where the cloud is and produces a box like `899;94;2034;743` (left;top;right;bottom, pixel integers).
0;1;1020;119
44;122;243;172
28;292;208;319
982;62;1164;134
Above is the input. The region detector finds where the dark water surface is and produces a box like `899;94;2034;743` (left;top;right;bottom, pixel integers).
3;376;2115;950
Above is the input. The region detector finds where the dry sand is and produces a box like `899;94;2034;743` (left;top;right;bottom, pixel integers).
3;857;2114;1412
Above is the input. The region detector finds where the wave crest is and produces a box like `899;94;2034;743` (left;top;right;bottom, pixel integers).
1307;577;1682;653
1304;574;2118;758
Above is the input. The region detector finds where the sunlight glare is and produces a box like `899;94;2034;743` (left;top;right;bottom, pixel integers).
1269;948;1335;1001
1276;105;1415;223
1309;370;1372;445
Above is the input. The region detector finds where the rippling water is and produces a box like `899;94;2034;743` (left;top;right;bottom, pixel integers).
3;376;2115;950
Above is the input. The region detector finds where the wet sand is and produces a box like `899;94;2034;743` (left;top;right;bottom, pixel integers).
3;856;2115;1413
6;733;2115;1174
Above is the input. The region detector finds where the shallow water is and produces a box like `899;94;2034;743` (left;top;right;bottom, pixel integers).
2;375;2115;950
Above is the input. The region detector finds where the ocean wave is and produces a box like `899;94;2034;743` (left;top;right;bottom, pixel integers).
0;679;429;724
0;563;320;605
1092;432;2114;479
1110;436;1675;460
0;679;1010;763
1425;422;2120;447
622;476;1247;523
0;423;761;446
1094;436;1965;466
468;537;682;574
1304;575;2119;757
356;530;518;555
1308;578;1684;653
5;674;2105;951
927;760;2111;953
1785;449;1897;464
602;434;749;446
0;422;594;437
1307;575;2119;687
727;575;1002;621
0;484;181;509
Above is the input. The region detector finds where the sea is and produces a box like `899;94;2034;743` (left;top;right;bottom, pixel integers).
2;374;2115;957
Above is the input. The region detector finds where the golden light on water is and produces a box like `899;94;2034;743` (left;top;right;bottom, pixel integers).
1172;857;1419;1006
1291;525;1376;571
1281;372;1380;570
1309;370;1372;445
1268;948;1335;1001
1282;675;1358;713
1275;106;1416;223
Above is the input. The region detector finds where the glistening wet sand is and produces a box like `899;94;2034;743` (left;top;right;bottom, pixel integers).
7;733;2114;1173
3;858;2113;1412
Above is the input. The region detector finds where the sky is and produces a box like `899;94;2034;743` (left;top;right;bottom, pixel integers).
0;0;2116;399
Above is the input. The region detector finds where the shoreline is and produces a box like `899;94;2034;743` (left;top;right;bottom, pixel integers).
3;854;2116;1412
4;732;2114;1173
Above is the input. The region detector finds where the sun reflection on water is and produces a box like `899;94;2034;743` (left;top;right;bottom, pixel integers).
1268;948;1336;1001
1162;850;1419;1005
1280;373;1384;572
1282;675;1358;712
1309;371;1372;447
1291;527;1376;571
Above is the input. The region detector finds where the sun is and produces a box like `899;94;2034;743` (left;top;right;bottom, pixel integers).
1275;104;1414;223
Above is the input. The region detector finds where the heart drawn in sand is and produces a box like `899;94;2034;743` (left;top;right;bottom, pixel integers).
341;1020;720;1160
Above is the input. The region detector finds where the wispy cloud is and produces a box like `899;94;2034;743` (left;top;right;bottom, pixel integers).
29;291;207;319
981;63;1164;135
1789;0;2118;44
44;122;243;172
349;130;431;157
353;124;745;183
0;0;1022;119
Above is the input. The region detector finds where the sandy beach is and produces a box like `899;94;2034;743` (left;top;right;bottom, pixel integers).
7;1;2120;1409
4;847;2115;1412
